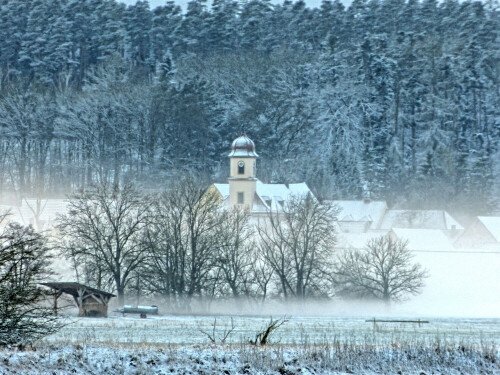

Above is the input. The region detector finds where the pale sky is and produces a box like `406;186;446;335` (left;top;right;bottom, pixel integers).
119;0;337;11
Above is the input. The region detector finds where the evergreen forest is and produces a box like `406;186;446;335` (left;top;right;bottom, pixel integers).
0;0;499;215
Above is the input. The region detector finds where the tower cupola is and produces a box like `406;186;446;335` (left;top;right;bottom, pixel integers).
228;133;258;158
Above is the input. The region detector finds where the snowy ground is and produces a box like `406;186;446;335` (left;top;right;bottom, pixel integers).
0;336;498;374
44;314;500;347
0;314;498;374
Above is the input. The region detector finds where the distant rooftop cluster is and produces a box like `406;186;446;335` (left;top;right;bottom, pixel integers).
332;199;499;253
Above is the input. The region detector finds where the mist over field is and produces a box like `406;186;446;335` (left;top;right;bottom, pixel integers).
51;249;500;319
399;251;500;318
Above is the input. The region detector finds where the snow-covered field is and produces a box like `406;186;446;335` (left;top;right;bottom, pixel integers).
44;314;500;347
0;314;498;374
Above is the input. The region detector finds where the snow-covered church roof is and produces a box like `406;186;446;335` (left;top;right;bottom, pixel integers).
212;180;312;213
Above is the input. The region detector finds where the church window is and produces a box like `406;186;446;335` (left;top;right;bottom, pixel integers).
238;161;245;174
238;192;244;204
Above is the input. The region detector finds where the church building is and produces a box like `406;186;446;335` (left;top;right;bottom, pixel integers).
211;134;313;215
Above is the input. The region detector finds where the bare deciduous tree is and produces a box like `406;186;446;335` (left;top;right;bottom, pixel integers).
57;183;151;305
214;207;255;298
0;88;57;197
142;177;221;305
257;195;338;299
250;254;274;301
141;189;187;302
0;214;60;346
333;235;428;302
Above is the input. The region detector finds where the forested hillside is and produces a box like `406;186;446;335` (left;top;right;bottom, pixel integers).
0;0;498;214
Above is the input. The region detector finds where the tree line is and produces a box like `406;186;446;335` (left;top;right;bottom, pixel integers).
56;180;426;307
0;180;426;345
0;0;498;215
56;180;339;306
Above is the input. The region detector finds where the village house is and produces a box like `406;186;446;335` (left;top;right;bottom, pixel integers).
379;209;463;235
328;199;462;235
329;199;388;233
454;216;500;249
332;201;463;251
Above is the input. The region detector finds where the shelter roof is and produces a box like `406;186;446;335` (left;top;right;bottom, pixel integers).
41;282;116;298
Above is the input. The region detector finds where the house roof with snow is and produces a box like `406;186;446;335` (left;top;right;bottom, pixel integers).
391;228;455;252
380;210;463;231
336;230;390;250
330;200;387;227
337;228;456;252
212;180;312;213
454;216;500;249
476;216;500;242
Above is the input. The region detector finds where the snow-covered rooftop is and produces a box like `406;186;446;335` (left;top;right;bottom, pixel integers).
336;230;390;250
257;181;311;212
213;183;229;199
391;228;455;252
477;216;500;242
330;200;387;227
380;210;463;231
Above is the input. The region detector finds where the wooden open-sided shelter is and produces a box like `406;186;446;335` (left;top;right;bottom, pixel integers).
41;282;115;317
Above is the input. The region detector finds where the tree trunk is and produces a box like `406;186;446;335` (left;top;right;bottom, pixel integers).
117;287;125;306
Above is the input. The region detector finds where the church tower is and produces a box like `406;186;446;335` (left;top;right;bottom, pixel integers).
228;134;258;210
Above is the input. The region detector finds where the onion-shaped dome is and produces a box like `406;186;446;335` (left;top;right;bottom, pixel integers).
228;133;258;157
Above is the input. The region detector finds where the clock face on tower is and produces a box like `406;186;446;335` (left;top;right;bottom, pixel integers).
238;161;245;167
